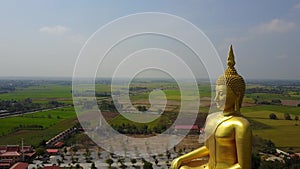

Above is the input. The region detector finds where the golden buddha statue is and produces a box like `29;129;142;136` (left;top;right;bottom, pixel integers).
171;45;252;169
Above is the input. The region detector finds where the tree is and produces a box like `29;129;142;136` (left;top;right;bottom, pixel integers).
284;113;292;120
83;148;92;162
56;159;62;166
142;160;153;169
75;163;81;169
165;160;170;167
97;151;102;159
117;158;125;166
285;156;300;169
120;163;127;169
130;158;137;167
259;160;285;169
63;147;68;154
71;146;78;155
251;153;261;169
295;116;299;125
35;147;46;157
264;140;276;154
269;113;277;120
137;105;147;112
47;114;52;119
177;149;183;156
106;158;114;168
91;162;97;169
60;153;65;161
166;150;171;160
271;99;281;105
154;159;159;166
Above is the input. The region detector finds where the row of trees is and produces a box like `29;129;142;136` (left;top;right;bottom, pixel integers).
246;87;285;94
110;123;168;135
269;113;299;123
252;153;300;169
0;98;65;113
251;135;300;169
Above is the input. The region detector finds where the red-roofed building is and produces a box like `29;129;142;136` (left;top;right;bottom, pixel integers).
10;162;29;169
21;146;32;153
0;146;6;154
5;146;19;152
290;153;300;158
0;145;35;168
0;151;21;160
54;142;64;148
174;125;200;134
175;125;199;130
0;146;21;163
46;149;59;155
0;159;13;169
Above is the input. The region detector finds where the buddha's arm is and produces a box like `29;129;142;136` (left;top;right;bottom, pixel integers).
170;146;209;169
228;119;252;169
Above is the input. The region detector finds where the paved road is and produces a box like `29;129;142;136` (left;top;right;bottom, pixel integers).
0;105;71;119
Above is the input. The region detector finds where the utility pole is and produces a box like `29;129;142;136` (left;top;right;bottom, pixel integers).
21;138;24;161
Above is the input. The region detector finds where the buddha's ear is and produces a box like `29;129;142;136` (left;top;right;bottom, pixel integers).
235;92;241;111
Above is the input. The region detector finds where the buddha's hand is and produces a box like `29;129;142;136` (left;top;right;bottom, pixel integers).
171;157;182;169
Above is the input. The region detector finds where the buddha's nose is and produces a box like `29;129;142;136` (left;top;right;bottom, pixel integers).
214;94;218;102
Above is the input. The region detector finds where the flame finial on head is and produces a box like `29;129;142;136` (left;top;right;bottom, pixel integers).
227;45;235;68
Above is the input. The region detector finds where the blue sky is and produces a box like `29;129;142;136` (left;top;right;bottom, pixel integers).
1;0;300;80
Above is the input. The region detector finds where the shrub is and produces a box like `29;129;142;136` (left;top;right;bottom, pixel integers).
269;113;277;120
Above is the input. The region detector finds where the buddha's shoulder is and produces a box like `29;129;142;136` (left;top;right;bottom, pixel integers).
228;116;250;127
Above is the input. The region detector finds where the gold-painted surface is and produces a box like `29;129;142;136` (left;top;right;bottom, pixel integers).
171;45;252;169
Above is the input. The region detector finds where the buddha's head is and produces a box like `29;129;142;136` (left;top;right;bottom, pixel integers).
214;45;245;112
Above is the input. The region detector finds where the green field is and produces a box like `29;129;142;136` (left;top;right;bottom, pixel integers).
246;93;300;101
242;106;300;150
0;83;77;147
0;107;77;146
0;107;76;136
242;105;300;116
0;117;77;147
0;84;72;104
108;112;161;129
0;81;300;151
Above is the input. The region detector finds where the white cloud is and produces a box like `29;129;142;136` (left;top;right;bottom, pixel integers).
276;54;288;60
39;25;70;35
293;2;300;9
68;34;86;44
223;18;297;44
250;19;296;34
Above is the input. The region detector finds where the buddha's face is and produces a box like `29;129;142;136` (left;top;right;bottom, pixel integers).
214;85;237;112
